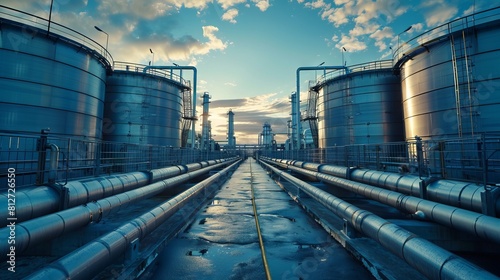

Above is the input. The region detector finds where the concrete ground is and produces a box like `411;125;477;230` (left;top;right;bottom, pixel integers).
145;158;373;279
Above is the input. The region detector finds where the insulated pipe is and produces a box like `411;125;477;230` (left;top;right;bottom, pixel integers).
294;66;348;150
0;158;236;226
267;157;499;215
280;162;500;244
25;159;241;280
143;65;197;149
258;160;499;280
288;166;500;243
0;159;238;258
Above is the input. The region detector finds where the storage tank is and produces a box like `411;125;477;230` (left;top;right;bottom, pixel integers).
0;13;111;139
395;7;500;140
317;60;404;147
0;8;111;187
103;62;186;147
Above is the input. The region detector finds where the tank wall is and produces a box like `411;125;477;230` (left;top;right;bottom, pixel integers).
103;71;183;147
0;21;108;139
317;69;404;147
400;20;500;140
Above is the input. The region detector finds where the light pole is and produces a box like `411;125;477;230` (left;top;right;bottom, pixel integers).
94;26;109;58
173;62;183;82
149;48;154;66
47;0;54;35
397;26;412;58
315;62;325;81
341;47;347;66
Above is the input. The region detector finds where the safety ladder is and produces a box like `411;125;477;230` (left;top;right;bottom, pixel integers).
181;81;194;147
140;88;151;144
342;78;354;145
449;19;476;137
304;82;319;148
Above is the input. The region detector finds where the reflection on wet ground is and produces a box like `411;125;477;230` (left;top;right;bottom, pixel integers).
147;158;373;279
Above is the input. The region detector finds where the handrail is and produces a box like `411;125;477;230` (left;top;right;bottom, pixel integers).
316;60;393;87
114;61;189;87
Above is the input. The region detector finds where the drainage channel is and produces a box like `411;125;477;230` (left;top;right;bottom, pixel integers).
143;158;372;279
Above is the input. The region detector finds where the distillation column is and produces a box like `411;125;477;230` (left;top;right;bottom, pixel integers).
227;109;235;148
201;92;211;150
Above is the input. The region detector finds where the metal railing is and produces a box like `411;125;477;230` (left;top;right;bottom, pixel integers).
113;61;190;88
315;60;393;86
259;134;500;185
0;132;238;189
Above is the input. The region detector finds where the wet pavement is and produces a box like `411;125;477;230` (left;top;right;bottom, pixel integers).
147;158;373;279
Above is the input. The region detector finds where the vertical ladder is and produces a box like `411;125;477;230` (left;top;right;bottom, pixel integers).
305;82;319;148
450;19;476;137
181;82;193;148
342;78;354;145
141;87;151;144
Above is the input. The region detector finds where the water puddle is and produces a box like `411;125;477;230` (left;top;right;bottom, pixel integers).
186;248;208;256
259;213;296;222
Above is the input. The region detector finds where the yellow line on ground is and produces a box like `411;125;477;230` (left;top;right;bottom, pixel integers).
249;160;272;280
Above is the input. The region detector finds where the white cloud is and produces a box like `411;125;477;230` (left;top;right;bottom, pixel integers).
217;0;246;10
97;0;170;19
109;24;227;68
305;0;328;9
408;23;424;34
252;0;270;12
369;26;393;51
462;5;476;16
222;8;239;23
303;0;412;55
209;93;290;143
350;22;380;37
420;1;458;27
336;34;367;52
197;26;227;55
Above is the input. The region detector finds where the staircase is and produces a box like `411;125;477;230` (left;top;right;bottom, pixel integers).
304;83;320;148
181;81;194;147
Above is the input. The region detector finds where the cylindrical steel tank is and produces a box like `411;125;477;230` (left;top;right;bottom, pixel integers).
317;60;404;147
103;62;185;147
395;7;500;140
0;14;110;139
0;8;112;187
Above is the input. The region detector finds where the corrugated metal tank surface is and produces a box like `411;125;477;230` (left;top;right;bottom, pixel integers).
317;61;404;147
103;63;183;147
0;18;109;140
397;9;500;140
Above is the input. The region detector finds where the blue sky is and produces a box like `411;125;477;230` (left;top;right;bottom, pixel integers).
3;0;497;144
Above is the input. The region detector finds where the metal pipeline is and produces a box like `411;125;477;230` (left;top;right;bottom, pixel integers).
279;162;500;244
0;158;236;226
265;157;499;216
25;159;241;280
0;159;238;259
259;160;499;280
